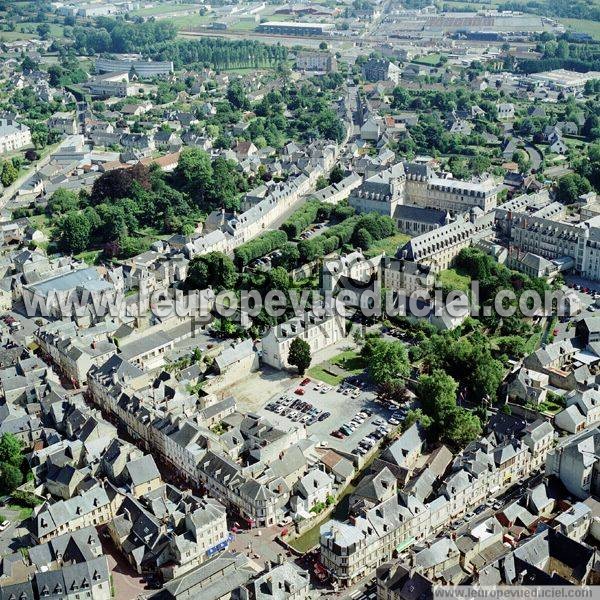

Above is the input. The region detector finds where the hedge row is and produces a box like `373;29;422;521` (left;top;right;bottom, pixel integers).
280;200;322;239
297;213;397;263
234;230;288;268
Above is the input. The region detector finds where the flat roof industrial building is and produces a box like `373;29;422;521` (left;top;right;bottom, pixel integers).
528;69;600;91
256;21;335;36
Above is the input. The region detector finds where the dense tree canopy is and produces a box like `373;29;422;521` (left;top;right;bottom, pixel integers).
416;370;481;448
361;338;410;385
0;433;24;495
185;252;237;292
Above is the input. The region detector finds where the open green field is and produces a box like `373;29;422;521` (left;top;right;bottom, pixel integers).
0;30;35;41
414;53;443;66
168;13;216;29
229;19;259;31
0;21;66;42
559;18;600;40
364;232;411;258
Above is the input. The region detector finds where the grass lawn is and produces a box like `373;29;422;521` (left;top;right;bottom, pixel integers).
414;53;444;66
8;504;32;521
170;13;216;29
559;18;600;40
331;350;365;373
364;232;411;258
307;364;341;386
308;350;365;385
0;30;35;41
75;249;103;265
438;268;471;293
564;137;587;150
229;19;259;31
28;214;53;238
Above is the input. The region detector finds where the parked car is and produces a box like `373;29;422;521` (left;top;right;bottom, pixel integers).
295;388;305;395
318;412;331;421
301;378;311;386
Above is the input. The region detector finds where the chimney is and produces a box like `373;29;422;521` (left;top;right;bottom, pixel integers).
517;570;527;584
264;560;271;573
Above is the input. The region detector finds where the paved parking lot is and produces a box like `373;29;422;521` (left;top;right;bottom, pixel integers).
253;379;396;455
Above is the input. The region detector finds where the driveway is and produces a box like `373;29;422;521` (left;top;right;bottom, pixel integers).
524;142;542;172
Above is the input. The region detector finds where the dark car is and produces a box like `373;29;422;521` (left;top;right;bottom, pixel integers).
318;412;331;421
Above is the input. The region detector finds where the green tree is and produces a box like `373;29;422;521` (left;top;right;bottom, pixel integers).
557;173;592;204
47;188;79;215
0;434;22;468
226;81;250;111
362;338;410;385
274;243;300;270
21;55;38;72
288;338;311;376
1;161;18;187
329;164;344;184
0;463;22;494
36;22;51;39
415;370;481;448
185;252;237;291
58;211;91;254
192;347;202;363
404;409;432;430
469;154;491;175
316;175;328;190
446;408;481;447
354;227;373;250
496;336;527;359
416;369;458;423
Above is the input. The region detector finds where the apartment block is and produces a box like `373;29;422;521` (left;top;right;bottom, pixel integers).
0;119;31;153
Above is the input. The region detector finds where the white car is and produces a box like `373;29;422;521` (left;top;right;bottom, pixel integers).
388;417;400;425
0;521;10;531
